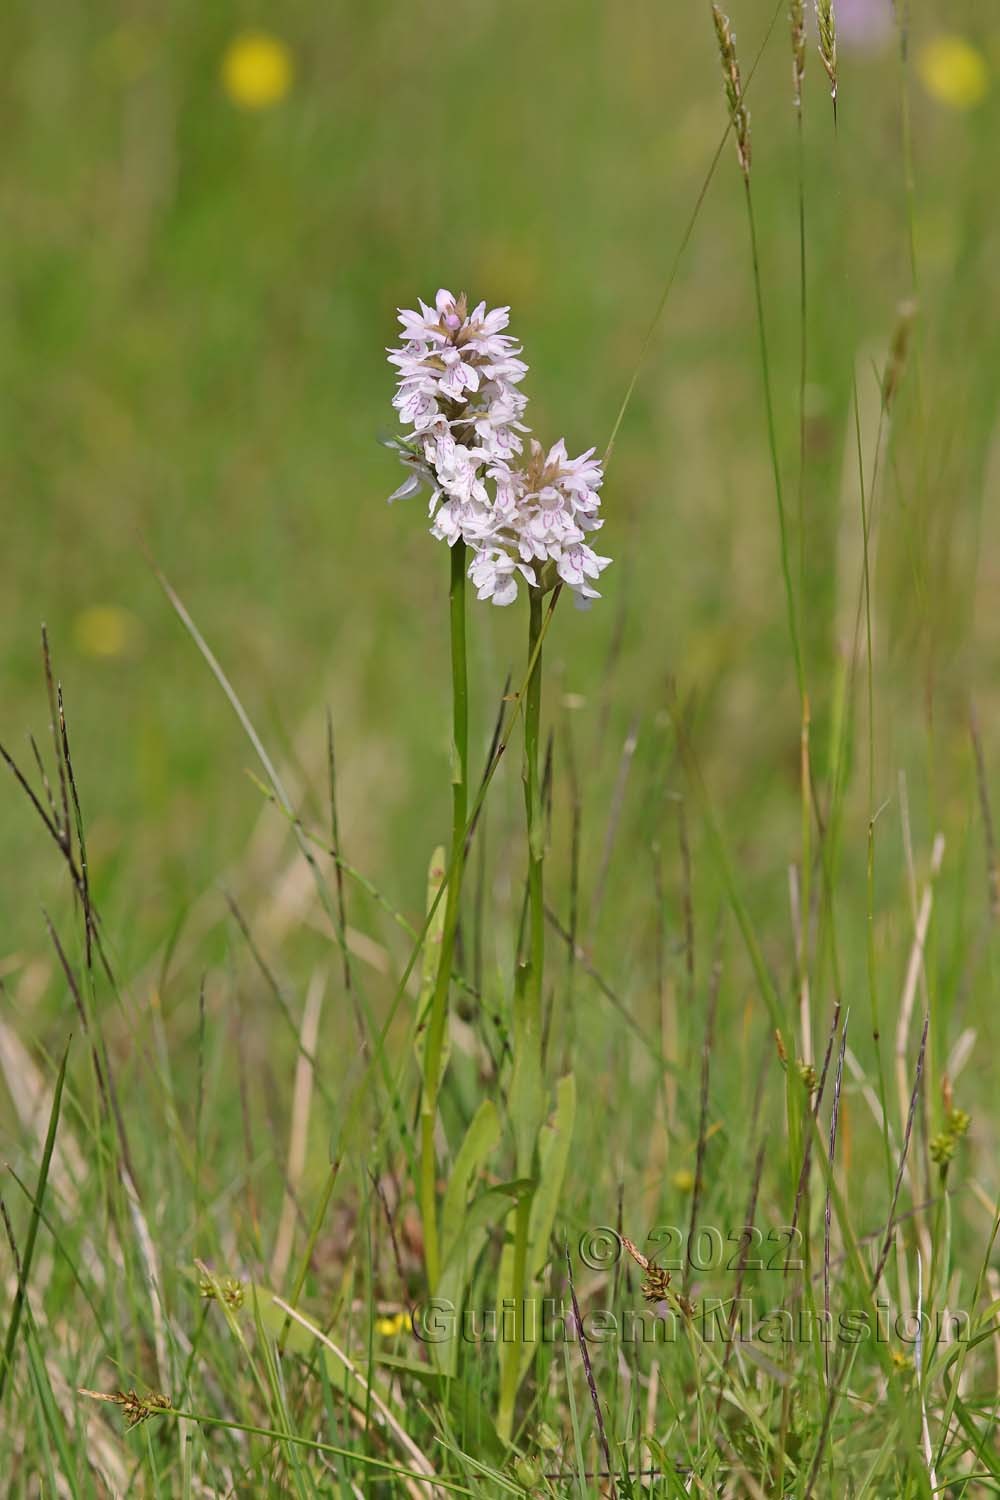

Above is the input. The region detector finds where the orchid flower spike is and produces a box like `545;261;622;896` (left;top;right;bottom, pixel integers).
387;289;610;607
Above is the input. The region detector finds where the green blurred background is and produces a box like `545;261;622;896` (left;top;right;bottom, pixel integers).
3;0;998;982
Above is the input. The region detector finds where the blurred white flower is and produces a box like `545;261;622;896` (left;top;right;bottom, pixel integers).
836;0;893;52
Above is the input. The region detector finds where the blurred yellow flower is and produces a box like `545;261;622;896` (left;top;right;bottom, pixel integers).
374;1310;410;1337
73;605;142;660
221;31;294;110
671;1168;695;1194
918;36;989;110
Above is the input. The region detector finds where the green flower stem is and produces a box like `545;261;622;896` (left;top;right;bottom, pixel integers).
420;539;469;1292
498;586;546;1443
524;587;545;1026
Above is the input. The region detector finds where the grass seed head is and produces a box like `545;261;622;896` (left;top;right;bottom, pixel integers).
641;1263;674;1304
930;1130;957;1165
712;6;751;180
513;1455;543;1488
798;1059;818;1094
930;1106;970;1166
790;0;806;107
816;0;838;103
121;1389;171;1428
199;1273;245;1309
79;1388;171;1429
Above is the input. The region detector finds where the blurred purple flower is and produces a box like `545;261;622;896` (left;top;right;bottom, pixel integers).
836;0;894;52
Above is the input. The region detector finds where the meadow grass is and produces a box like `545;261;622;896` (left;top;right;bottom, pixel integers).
3;1;1000;1493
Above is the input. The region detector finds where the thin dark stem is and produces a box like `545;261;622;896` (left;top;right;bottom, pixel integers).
687;945;721;1296
743;179;804;704
326;712;364;1052
853;378;895;1202
794;104;813;1065
565;1242;614;1483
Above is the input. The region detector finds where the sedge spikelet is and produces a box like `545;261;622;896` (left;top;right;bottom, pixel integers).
711;7;751;179
78;1389;171;1429
882;299;917;414
816;0;838;106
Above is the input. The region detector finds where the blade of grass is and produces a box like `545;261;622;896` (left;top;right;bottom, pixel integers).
0;1033;71;1404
